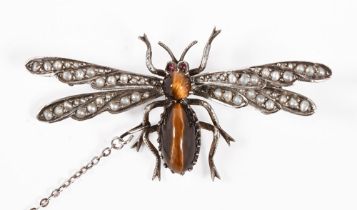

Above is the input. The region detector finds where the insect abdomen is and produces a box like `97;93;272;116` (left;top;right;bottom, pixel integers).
159;102;199;174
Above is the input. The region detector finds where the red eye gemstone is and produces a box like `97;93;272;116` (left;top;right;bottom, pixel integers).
167;63;176;72
178;62;187;71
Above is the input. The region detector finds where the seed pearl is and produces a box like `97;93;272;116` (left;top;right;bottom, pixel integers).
256;95;265;104
63;101;73;110
95;78;105;87
305;66;315;76
265;100;275;110
300;100;310;112
53;60;63;70
233;95;243;105
87;103;97;113
228;73;237;83
32;61;41;72
120;74;128;83
43;110;53;121
223;91;233;102
288;63;294;69
279;95;288;104
75;69;85;80
86;67;96;77
54;106;64;116
107;76;117;85
261;68;270;78
120;97;130;105
95;97;105;106
143;92;150;98
76;108;86;118
62;72;72;81
250;75;259;85
317;67;326;77
246;90;256;99
43;61;52;71
271;71;280;81
295;64;305;74
109;102;120;111
289;98;299;108
283;71;294;82
131;92;141;102
213;89;222;98
239;73;250;85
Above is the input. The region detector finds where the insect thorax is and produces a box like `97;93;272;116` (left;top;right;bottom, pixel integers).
162;71;191;100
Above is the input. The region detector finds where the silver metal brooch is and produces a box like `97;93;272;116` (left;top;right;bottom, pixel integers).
26;28;331;210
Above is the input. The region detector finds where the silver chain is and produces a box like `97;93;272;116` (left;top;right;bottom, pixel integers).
28;124;145;210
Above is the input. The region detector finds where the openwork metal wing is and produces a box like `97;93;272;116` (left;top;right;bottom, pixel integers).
26;57;164;123
193;85;315;115
248;61;332;86
192;61;331;115
26;57;162;90
37;89;162;123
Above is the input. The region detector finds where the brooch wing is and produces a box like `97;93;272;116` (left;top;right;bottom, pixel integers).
192;61;331;115
26;57;164;122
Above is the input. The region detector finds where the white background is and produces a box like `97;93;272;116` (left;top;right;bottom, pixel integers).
0;0;356;210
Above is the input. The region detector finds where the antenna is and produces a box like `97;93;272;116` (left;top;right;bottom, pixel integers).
158;42;178;63
179;41;198;61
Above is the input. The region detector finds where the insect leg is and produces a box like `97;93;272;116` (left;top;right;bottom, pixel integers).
189;27;221;76
142;124;161;180
139;34;167;77
131;132;145;151
187;98;235;145
199;121;221;181
131;100;169;151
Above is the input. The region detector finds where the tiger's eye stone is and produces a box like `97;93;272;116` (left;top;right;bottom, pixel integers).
160;102;198;174
163;71;191;100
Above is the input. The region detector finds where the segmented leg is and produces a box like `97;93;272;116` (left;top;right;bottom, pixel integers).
131;132;145;151
142;100;169;125
189;27;221;76
187;98;235;145
199;121;221;181
131;100;169;151
142;125;161;180
139;34;167;77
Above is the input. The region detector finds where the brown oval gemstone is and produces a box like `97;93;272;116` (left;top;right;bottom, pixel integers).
160;102;198;174
162;71;191;100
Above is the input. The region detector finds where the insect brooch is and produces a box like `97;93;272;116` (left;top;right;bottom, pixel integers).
26;28;331;209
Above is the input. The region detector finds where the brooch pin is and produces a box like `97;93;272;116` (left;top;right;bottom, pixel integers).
26;28;331;209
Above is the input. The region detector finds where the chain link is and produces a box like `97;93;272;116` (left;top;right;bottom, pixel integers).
29;134;135;210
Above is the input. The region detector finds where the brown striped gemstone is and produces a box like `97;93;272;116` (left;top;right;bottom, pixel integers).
162;71;191;100
160;103;197;174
